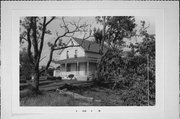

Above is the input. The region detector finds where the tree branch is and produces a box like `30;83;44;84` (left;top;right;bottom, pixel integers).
38;17;46;61
45;17;55;26
31;17;39;62
38;17;55;64
40;17;92;74
53;45;80;51
53;34;93;51
39;47;54;74
27;27;34;65
39;56;47;62
20;36;27;42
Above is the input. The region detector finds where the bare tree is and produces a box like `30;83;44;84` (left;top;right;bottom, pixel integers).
20;17;91;93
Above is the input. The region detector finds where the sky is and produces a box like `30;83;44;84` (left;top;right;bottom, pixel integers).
46;16;155;40
20;16;155;67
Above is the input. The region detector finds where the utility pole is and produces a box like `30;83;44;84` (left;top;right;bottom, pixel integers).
101;16;106;54
147;54;149;106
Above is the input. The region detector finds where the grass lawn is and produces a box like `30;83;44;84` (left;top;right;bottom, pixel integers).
20;91;90;106
20;86;125;106
73;87;124;106
20;77;150;106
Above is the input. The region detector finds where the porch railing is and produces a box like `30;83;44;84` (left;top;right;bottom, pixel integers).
53;70;86;77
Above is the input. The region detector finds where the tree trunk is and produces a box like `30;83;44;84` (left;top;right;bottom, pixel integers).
31;68;40;93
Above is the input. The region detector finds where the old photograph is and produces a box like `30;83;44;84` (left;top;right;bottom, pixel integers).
19;16;155;106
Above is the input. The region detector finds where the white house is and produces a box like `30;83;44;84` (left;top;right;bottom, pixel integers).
52;37;106;81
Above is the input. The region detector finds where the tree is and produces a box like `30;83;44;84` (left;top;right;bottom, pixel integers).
93;18;156;105
135;21;155;105
20;17;55;92
20;17;91;93
119;21;155;105
93;16;137;81
94;16;136;52
20;48;33;80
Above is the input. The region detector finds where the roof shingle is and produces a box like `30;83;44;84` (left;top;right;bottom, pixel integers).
72;37;101;53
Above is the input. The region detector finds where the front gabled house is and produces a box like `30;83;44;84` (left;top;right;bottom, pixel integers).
52;37;106;81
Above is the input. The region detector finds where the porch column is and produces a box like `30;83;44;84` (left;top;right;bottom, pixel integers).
76;62;79;75
53;70;56;77
65;63;67;72
87;61;89;75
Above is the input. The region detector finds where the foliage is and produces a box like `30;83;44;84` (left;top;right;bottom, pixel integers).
97;48;124;81
97;39;155;105
94;16;136;50
40;66;54;76
94;17;155;106
20;48;33;80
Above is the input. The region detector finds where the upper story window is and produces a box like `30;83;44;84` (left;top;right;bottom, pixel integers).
66;51;69;59
74;50;77;58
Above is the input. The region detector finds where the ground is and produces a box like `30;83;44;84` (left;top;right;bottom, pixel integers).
20;86;124;106
20;76;154;106
20;76;125;106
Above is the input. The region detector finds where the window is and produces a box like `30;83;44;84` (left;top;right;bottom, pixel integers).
66;51;69;59
67;64;71;72
74;50;77;58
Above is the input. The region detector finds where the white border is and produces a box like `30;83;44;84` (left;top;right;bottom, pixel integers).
1;1;179;119
12;9;164;113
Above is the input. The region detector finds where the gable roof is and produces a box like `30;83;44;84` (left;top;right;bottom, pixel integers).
72;37;101;53
58;37;107;55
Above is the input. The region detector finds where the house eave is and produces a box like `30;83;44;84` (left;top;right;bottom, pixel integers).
52;57;99;64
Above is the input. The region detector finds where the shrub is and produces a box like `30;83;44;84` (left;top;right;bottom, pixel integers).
96;47;155;106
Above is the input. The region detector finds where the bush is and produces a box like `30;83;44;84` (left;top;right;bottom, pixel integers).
56;77;62;80
46;68;54;76
96;48;155;106
46;76;56;80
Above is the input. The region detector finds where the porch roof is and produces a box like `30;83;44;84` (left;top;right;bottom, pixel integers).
52;57;99;64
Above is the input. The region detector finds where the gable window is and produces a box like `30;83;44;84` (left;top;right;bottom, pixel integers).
66;51;69;59
74;50;77;58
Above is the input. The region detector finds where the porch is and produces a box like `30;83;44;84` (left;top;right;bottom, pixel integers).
53;57;98;81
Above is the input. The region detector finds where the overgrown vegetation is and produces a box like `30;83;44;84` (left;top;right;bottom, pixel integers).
20;87;124;106
94;17;155;106
20;91;75;106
